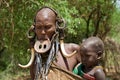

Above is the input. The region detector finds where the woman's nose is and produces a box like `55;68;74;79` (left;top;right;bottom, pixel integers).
41;29;46;34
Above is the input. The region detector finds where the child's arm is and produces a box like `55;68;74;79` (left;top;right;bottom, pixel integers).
73;65;78;74
94;69;105;80
73;63;81;74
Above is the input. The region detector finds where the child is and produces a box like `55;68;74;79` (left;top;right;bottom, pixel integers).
73;37;105;80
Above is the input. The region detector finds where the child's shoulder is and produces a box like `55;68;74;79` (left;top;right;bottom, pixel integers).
94;66;103;71
74;63;82;70
93;66;106;80
93;65;104;74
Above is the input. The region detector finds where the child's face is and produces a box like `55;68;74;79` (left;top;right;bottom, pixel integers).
80;45;98;68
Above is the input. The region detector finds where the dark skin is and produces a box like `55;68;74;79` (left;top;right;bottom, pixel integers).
80;37;105;80
30;8;81;80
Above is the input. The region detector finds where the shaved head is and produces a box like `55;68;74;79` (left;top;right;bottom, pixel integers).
81;37;104;55
35;8;57;23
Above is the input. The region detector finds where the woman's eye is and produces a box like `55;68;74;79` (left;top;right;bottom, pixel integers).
37;27;41;29
45;26;51;29
35;25;42;29
86;55;90;57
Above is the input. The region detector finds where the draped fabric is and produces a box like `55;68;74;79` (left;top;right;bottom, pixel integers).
47;63;83;80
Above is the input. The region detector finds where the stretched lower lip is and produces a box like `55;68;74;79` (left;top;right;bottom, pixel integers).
37;38;48;40
37;39;49;43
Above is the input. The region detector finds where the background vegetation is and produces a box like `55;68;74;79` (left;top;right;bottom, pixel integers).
0;0;120;80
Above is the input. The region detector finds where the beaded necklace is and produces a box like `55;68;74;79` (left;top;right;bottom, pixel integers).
78;64;95;80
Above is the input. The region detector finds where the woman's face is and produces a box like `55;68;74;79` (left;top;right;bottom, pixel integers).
34;8;56;41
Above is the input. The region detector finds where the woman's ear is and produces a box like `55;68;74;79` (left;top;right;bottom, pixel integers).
27;25;35;39
97;56;101;60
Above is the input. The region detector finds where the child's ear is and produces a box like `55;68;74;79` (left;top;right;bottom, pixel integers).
97;51;102;56
97;51;102;59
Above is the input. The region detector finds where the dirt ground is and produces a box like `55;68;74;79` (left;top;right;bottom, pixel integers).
13;75;31;80
15;74;120;80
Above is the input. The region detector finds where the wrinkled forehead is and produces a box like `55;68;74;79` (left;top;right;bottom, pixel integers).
35;8;56;22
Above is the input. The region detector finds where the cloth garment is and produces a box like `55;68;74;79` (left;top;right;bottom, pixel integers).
73;63;103;80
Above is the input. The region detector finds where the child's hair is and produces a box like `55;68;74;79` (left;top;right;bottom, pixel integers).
80;37;104;56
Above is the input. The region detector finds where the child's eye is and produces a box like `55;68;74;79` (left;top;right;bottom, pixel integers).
80;53;84;57
84;53;91;57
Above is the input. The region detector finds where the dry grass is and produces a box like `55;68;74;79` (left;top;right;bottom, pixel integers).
104;37;120;79
0;69;30;80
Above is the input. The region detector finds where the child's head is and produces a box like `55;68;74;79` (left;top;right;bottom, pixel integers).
80;37;104;68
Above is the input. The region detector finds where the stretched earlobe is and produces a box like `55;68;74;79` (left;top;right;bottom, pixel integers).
27;25;35;39
56;18;66;40
97;57;101;60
